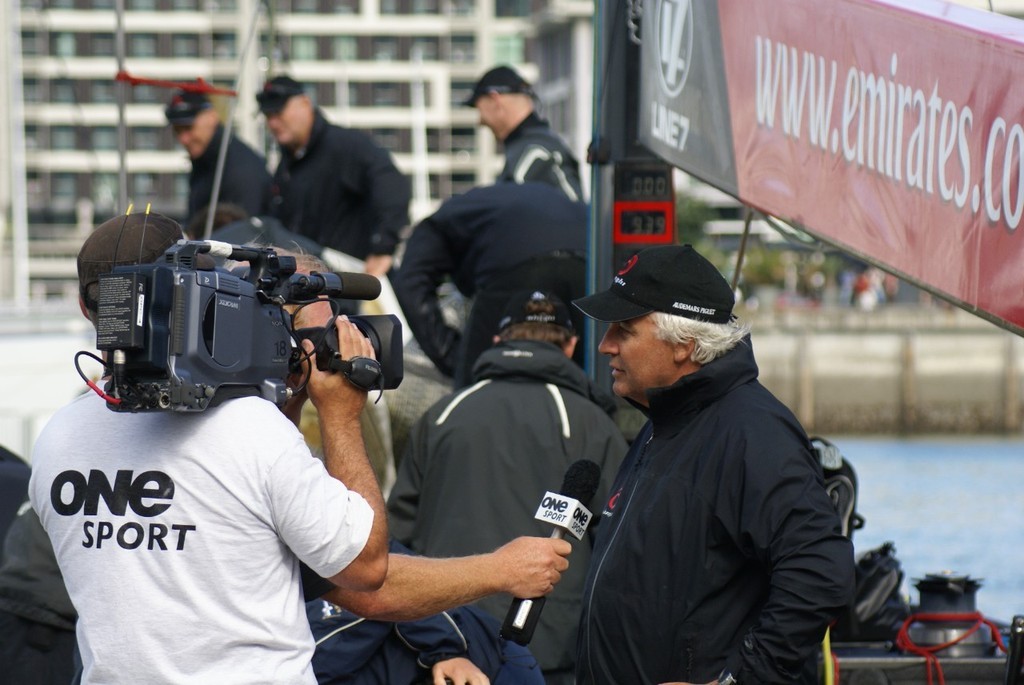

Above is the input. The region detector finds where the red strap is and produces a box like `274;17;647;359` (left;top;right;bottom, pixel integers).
114;71;237;97
894;612;1008;685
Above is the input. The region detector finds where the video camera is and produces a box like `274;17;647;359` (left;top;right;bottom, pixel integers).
94;239;403;412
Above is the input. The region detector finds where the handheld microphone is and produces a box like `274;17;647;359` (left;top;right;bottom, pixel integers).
500;459;602;645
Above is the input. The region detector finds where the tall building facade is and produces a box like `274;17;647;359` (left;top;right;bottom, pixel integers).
3;0;595;298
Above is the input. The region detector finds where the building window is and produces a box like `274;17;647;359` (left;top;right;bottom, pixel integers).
133;127;162;149
333;36;357;61
379;0;398;14
372;128;401;150
52;33;76;58
131;84;161;104
333;0;357;13
412;0;437;13
173;175;189;199
25;125;39;150
293;0;318;11
449;35;475;63
172;34;199;56
23;78;41;103
51;126;76;150
173;0;198;9
91;33;115;55
292;35;318;61
53;173;77;201
92;127;118;150
128;0;157;9
129;33;158;58
451;127;475;154
91;80;116;103
53;79;77;104
451;80;475;107
213;32;236;59
372;83;399;107
410;37;438;61
494;0;527;16
21;31;41;56
372;37;397;62
493;36;523;65
92;0;115;8
448;0;472;15
132;173;156;196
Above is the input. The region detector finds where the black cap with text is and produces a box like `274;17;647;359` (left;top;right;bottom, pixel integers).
573;245;735;324
257;76;305;114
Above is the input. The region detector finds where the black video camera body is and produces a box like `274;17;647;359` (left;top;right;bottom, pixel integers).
95;240;403;412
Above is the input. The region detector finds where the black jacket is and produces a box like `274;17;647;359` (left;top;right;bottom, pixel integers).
188;125;271;224
577;337;855;685
500;113;583;202
388;340;627;673
269;111;411;259
393;182;587;384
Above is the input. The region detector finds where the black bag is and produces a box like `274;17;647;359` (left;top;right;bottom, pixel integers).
833;541;912;643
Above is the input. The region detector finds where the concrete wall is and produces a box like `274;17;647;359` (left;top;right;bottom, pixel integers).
756;330;1024;434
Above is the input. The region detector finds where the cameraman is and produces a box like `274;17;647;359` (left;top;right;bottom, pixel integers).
28;212;389;684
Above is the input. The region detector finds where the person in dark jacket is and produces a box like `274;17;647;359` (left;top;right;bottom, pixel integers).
388;290;627;684
0;448;77;685
571;245;855;685
257;75;411;278
165;90;271;226
392;181;588;387
309;540;545;685
465;65;583;202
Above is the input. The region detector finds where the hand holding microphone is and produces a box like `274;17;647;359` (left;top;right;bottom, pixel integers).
500;459;602;645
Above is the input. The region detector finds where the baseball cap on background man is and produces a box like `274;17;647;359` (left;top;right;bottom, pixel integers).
573;244;735;324
257;76;305;114
463;65;535;107
164;90;213;126
78;213;187;312
498;290;575;334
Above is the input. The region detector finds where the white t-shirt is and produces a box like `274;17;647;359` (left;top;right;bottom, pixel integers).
29;393;374;685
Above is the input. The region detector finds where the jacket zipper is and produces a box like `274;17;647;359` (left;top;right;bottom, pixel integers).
581;431;653;684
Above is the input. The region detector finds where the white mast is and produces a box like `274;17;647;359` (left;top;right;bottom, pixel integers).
5;0;31;306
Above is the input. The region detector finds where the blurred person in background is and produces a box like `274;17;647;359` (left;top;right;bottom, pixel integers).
165;89;271;226
465;65;583;202
257;76;411;278
392;182;587;388
388;290;626;684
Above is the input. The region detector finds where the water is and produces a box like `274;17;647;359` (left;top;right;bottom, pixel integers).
835;435;1024;623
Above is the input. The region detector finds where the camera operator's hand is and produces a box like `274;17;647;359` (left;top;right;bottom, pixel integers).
300;311;389;592
303;314;376;419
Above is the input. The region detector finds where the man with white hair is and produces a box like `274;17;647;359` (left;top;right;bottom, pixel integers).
572;244;855;685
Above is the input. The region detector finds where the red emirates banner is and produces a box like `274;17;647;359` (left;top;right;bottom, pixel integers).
643;0;1024;333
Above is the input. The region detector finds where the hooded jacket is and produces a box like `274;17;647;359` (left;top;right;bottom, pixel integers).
388;340;627;674
576;337;855;685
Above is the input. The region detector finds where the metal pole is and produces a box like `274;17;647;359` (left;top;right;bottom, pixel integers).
7;0;30;306
203;0;263;239
731;207;753;292
115;0;128;212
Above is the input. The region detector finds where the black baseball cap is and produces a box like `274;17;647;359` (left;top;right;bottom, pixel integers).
573;245;735;324
498;290;575;334
257;76;305;114
164;90;212;125
463;66;534;107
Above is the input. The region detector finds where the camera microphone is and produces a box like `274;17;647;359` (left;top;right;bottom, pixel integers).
286;271;382;302
500;459;602;645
